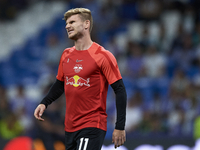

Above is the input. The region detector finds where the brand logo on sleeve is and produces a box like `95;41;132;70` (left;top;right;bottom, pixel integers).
66;75;90;87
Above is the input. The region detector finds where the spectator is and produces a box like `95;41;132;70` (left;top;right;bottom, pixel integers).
193;22;200;46
138;0;163;21
142;45;167;78
32;82;65;150
0;0;29;20
0;112;23;140
167;105;185;136
194;115;200;140
148;92;167;115
126;42;144;78
8;85;34;135
169;69;190;97
0;86;9;119
125;92;143;133
171;33;196;71
44;33;66;73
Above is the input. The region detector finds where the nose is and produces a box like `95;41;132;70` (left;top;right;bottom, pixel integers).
65;24;69;29
65;23;70;30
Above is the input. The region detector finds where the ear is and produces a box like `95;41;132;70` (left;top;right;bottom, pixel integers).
84;20;90;30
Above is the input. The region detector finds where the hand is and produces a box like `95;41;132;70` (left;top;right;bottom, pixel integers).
34;104;46;121
112;129;126;149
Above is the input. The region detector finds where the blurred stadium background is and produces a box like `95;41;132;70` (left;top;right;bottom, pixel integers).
1;0;200;150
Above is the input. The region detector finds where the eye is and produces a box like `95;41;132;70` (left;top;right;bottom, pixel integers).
66;21;75;26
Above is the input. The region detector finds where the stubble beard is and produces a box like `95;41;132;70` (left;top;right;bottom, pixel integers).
68;31;83;41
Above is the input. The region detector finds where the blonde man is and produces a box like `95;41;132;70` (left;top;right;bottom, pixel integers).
34;8;127;150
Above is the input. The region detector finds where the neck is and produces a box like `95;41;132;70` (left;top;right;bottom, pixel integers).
74;35;93;50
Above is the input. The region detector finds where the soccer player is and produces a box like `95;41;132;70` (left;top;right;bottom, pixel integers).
34;8;127;150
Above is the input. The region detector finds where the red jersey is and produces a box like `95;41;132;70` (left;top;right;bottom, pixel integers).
56;42;122;132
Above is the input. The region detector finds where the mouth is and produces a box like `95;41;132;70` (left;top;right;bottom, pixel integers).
67;29;74;34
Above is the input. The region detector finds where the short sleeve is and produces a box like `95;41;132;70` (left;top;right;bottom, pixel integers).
101;50;122;85
56;48;73;81
56;53;65;81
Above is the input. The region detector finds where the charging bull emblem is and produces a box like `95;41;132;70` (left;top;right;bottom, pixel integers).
66;75;90;87
73;64;83;73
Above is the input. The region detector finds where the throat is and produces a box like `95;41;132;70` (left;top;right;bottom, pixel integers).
75;41;93;51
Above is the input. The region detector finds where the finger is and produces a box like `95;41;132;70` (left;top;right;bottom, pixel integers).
34;107;44;121
122;135;126;144
115;143;117;149
39;108;44;117
121;139;125;146
117;137;122;147
114;137;118;148
35;113;44;121
120;136;125;146
34;109;39;119
112;135;114;143
37;108;45;121
38;116;44;121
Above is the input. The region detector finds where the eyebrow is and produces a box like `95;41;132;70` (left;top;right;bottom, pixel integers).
66;20;75;25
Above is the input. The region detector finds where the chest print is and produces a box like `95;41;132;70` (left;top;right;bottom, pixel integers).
73;64;83;73
66;75;90;87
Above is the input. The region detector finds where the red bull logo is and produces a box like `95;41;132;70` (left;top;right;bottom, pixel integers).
66;75;90;87
73;64;83;73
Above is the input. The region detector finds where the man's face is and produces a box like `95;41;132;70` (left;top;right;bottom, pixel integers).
65;14;85;40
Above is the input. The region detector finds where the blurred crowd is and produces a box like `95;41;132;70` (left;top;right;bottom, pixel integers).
1;0;200;149
0;0;68;21
0;0;32;21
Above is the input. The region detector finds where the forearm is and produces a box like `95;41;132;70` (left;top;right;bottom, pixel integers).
40;79;64;108
111;79;127;130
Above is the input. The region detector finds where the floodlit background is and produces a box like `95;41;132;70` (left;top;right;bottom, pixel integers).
0;0;200;150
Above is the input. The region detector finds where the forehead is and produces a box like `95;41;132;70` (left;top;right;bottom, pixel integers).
66;14;82;23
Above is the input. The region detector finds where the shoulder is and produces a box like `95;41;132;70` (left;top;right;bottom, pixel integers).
60;47;75;61
63;46;75;54
91;43;118;68
94;43;116;60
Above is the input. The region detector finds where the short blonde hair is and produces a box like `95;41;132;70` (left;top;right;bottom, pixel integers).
64;8;93;33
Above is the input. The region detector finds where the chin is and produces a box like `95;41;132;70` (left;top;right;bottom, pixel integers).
68;36;78;40
68;33;81;40
68;32;75;38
